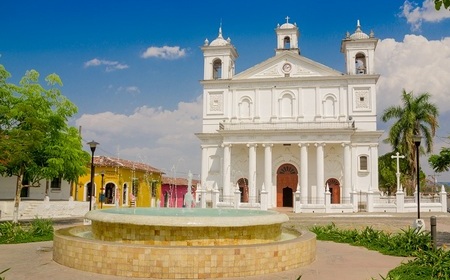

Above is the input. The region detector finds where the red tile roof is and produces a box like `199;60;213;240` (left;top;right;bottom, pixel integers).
162;176;200;186
93;155;162;174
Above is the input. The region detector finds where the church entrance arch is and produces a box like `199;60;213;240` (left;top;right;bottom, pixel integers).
326;178;341;204
237;178;249;202
276;164;298;207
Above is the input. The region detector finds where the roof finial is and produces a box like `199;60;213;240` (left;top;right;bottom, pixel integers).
357;19;361;27
285;16;290;23
218;19;223;39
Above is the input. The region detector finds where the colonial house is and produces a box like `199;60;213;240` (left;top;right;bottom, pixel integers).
160;176;199;208
75;156;163;209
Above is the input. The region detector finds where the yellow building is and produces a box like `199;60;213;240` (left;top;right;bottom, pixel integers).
74;156;163;208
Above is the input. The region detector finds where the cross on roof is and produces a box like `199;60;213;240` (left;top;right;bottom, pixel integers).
285;16;290;23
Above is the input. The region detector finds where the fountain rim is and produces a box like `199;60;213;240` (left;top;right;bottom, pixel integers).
85;208;289;227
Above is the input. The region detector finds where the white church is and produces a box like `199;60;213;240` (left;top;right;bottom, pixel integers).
196;18;447;213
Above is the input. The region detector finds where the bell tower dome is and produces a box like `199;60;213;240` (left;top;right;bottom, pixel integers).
341;20;378;75
275;16;300;55
201;25;238;80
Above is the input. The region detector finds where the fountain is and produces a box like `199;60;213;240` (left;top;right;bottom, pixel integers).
53;208;316;279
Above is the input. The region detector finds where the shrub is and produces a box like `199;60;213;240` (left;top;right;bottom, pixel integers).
310;223;431;257
0;217;53;244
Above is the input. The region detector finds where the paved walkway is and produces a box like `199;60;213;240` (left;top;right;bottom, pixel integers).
1;211;449;280
0;239;408;280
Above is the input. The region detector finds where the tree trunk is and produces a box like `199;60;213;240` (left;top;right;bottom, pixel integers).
13;174;23;223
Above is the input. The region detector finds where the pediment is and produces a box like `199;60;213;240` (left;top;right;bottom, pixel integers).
233;52;343;80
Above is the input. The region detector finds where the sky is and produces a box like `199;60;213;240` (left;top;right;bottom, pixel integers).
2;0;450;182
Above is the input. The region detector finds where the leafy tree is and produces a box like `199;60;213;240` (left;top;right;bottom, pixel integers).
0;65;90;223
434;0;450;10
429;147;450;172
381;89;439;193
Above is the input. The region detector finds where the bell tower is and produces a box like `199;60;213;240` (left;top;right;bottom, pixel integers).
275;16;300;55
341;20;378;75
201;26;238;80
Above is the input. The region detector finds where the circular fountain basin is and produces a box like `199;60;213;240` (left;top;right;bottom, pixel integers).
86;208;289;246
53;208;316;279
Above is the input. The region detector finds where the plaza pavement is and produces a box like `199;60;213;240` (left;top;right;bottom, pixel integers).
1;211;449;280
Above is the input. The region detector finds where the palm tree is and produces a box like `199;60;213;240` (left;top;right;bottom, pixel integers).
382;89;439;193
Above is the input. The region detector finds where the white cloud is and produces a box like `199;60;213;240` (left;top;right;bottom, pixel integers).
401;0;450;31
375;34;450;179
375;35;450;116
84;58;129;72
141;46;187;59
117;86;141;95
75;96;202;176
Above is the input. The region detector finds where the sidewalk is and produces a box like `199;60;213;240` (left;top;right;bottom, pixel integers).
0;239;408;280
2;212;437;280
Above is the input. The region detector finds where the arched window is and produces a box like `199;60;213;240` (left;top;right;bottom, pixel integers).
355;53;367;74
283;36;291;49
359;155;369;172
323;95;336;117
213;59;222;79
238;97;252;119
280;93;293;118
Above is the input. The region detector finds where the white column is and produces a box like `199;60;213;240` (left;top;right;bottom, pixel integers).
367;145;378;192
222;143;231;202
263;144;273;191
316;143;325;204
248;143;257;204
343;143;351;203
201;145;208;190
299;143;309;204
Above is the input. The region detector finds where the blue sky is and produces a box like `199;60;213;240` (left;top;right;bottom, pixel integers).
2;1;450;181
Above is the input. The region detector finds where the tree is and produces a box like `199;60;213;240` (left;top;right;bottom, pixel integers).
381;89;439;193
0;65;90;222
429;147;450;172
434;0;450;10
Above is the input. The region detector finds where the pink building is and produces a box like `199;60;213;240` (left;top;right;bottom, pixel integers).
160;177;198;208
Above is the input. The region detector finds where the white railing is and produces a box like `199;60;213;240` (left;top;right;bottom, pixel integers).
219;121;354;131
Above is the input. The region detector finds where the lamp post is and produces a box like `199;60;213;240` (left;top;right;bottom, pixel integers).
413;134;421;219
87;140;99;211
100;171;105;209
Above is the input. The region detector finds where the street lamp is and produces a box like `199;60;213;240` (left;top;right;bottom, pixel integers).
413;134;421;219
87;140;99;211
100;171;105;209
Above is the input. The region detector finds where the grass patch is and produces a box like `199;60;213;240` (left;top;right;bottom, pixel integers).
0;217;53;244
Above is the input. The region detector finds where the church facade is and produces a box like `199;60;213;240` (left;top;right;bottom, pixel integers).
196;18;383;212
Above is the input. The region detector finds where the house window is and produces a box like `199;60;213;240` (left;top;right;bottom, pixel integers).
359;155;368;171
151;181;157;197
51;177;62;190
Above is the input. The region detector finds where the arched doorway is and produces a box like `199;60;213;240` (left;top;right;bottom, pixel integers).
237;178;249;202
326;178;341;204
276;164;298;207
86;182;95;202
104;182;116;204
